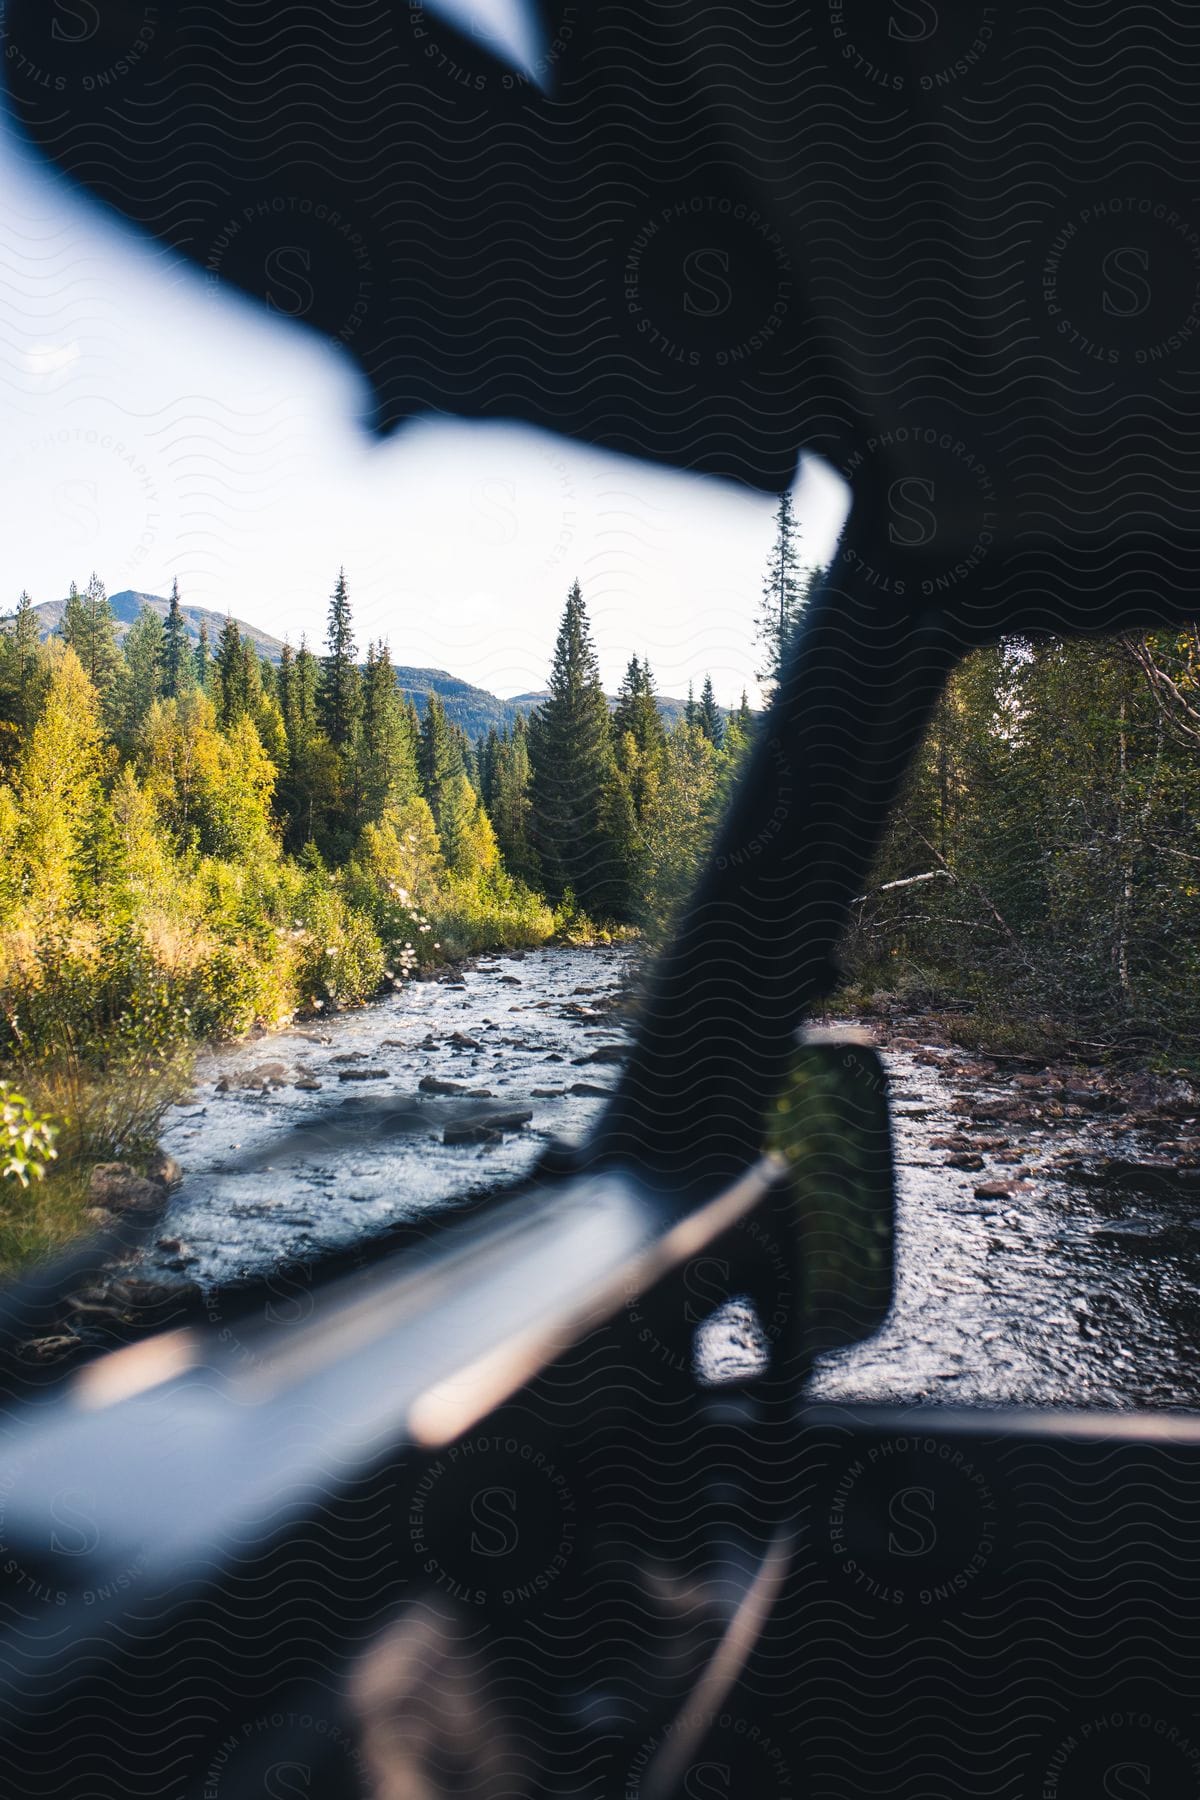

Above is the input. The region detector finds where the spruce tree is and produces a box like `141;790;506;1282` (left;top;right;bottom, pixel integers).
613;656;665;762
419;692;478;864
318;566;361;750
10;589;41;681
359;640;420;822
61;571;120;702
684;681;697;728
195;618;211;690
611;655;665;829
278;635;326;849
490;715;538;885
698;673;723;747
0;590;46;742
478;725;501;809
451;721;477;790
215;616;247;724
755;489;809;690
527;579;616;912
293;638;320;743
161;578;189;698
277;640;295;741
114;604;165;748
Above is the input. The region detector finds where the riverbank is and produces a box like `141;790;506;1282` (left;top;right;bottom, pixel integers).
806;1004;1200;1409
17;944;636;1357
12;957;1200;1409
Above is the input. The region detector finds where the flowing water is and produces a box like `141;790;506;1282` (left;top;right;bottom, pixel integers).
143;947;1200;1409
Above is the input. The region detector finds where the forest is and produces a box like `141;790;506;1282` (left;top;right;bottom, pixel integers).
0;559;754;1258
846;626;1200;1061
0;485;1197;1265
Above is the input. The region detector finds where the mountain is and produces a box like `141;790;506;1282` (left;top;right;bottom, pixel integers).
511;691;696;728
5;593;725;738
395;670;522;738
11;592;287;661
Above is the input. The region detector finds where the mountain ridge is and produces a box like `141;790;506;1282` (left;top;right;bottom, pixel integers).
5;593;718;737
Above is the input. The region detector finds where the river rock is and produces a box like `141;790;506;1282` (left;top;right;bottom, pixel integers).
239;1061;291;1091
478;1107;533;1131
294;1075;322;1091
87;1163;166;1215
500;975;522;986
337;1067;389;1081
946;1153;985;1171
974;1180;1017;1199
443;1123;502;1147
419;1075;470;1095
447;1032;483;1051
1062;1087;1113;1113
531;1087;567;1098
569;1081;614;1098
147;1150;184;1189
574;1044;627;1064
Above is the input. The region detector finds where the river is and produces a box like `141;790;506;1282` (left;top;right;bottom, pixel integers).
137;946;1200;1410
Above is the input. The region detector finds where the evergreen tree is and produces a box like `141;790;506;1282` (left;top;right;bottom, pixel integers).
755;489;810;690
418;691;473;857
439;771;493;874
60;571;120;703
527;580;617;912
611;655;665;830
684;681;697;728
292;638;321;744
277;640;296;745
278;636;331;850
318;566;361;750
238;637;264;716
638;719;723;947
214;616;249;724
489;715;538;885
448;720;476;790
359;640;420;823
0;590;46;750
613;656;665;763
9;590;41;686
195;618;211;690
735;689;754;738
478;725;501;809
113;604;164;749
698;673;723;747
161;578;189;698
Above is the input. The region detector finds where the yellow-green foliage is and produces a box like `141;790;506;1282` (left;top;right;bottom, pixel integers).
0;635;565;1179
346;804;554;972
0;1080;57;1186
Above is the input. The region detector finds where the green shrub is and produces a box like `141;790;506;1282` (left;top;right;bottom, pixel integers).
0;1081;57;1186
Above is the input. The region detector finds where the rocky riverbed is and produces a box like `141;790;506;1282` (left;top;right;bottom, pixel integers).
142;944;637;1287
57;952;1200;1409
808;1021;1200;1410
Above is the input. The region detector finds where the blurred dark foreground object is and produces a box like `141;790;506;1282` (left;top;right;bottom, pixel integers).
5;6;1200;1797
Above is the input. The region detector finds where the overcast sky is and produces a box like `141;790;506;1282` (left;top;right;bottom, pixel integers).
0;113;849;706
